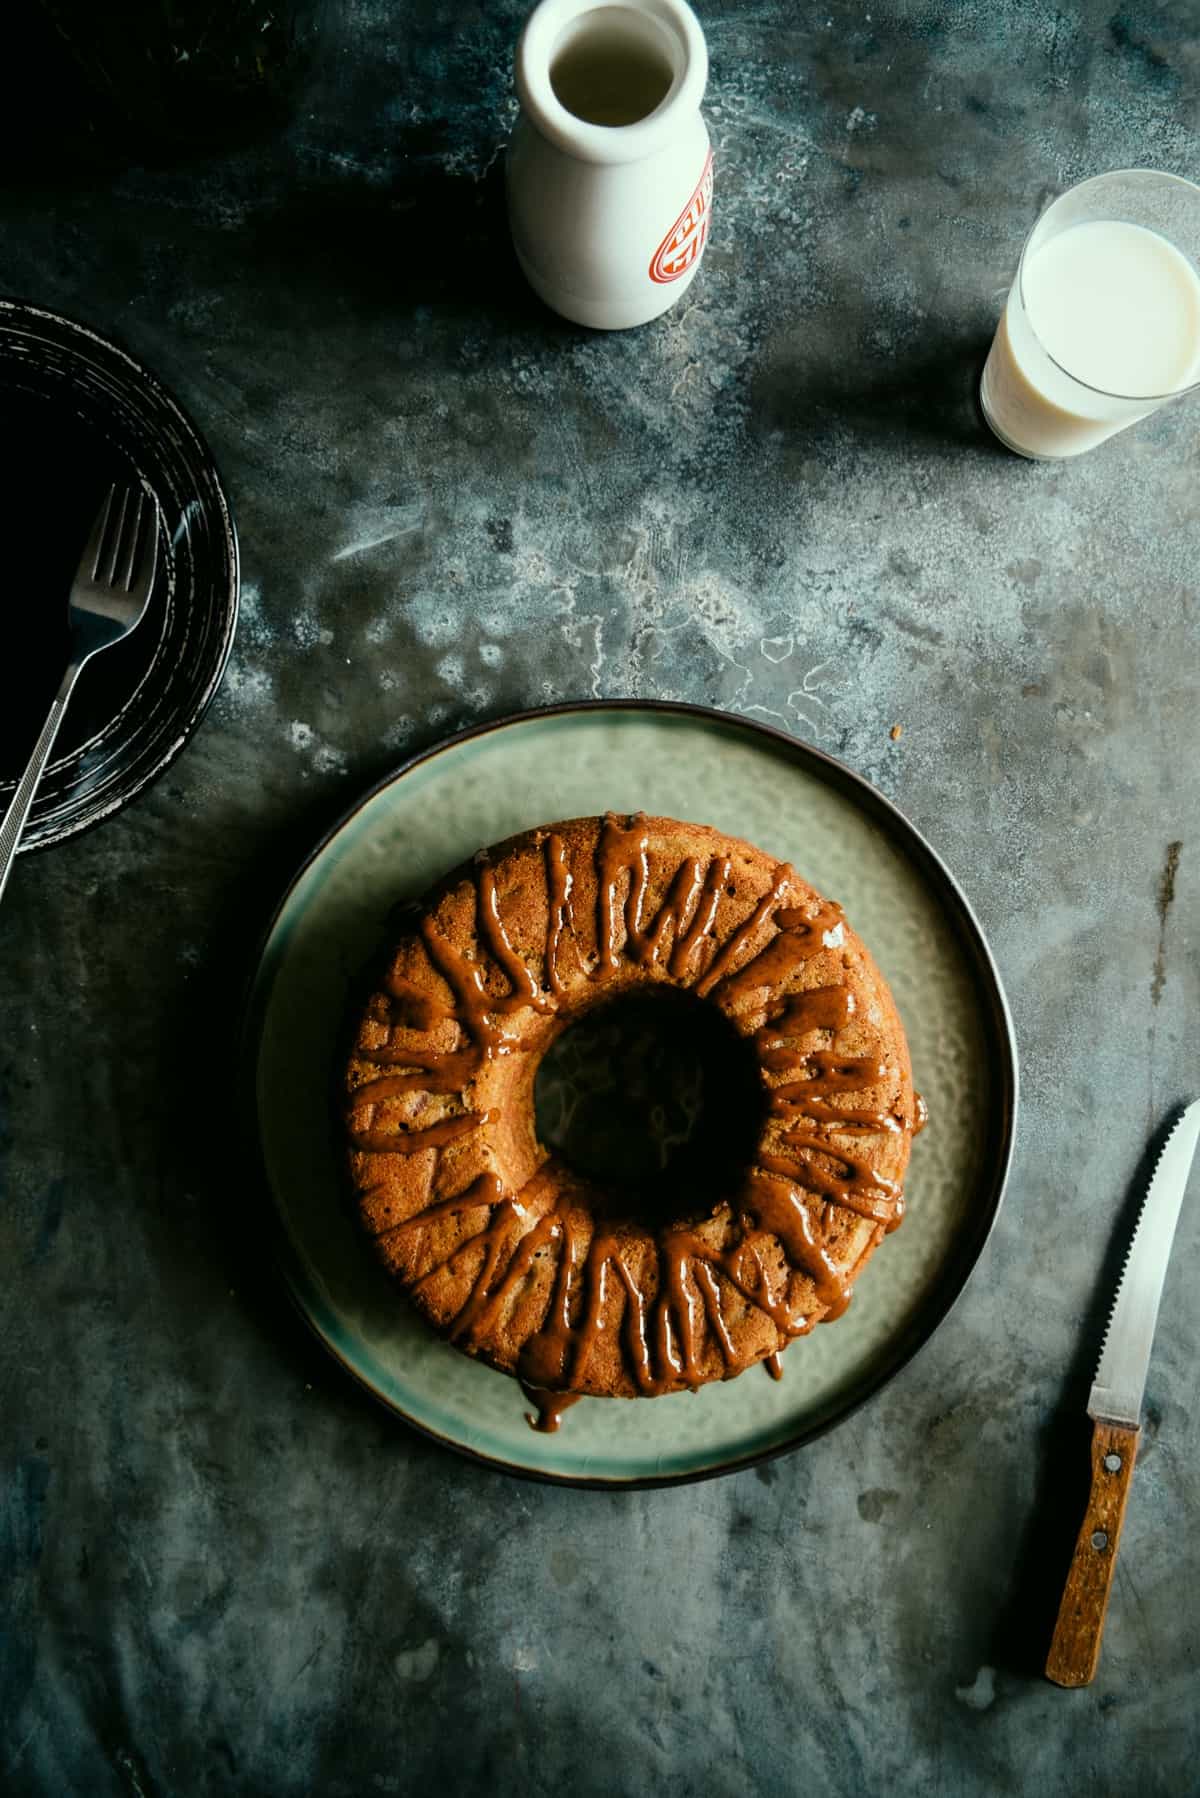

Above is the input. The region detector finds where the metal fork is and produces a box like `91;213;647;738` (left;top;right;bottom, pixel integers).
0;484;159;903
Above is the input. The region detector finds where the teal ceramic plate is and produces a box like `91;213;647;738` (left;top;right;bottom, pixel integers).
247;702;1017;1487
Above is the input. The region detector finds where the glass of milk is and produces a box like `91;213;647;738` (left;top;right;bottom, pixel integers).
980;169;1200;458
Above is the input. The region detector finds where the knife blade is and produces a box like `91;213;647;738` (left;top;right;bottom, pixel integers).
1046;1100;1200;1688
1089;1100;1200;1429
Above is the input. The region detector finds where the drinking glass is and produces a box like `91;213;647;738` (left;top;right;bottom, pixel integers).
980;169;1200;458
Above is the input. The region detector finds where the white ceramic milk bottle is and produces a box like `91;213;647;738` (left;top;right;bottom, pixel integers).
507;0;713;330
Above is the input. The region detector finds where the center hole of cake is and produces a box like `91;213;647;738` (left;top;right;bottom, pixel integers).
533;989;765;1222
550;9;676;127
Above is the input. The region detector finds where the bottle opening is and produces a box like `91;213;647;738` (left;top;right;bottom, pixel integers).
550;6;678;127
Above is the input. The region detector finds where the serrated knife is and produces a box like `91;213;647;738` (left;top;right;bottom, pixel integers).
1046;1099;1200;1688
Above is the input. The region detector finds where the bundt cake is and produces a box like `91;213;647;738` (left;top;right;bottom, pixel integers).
342;813;923;1407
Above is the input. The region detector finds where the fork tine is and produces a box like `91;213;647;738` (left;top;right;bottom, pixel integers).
132;494;159;602
103;488;132;586
119;490;146;590
85;484;119;581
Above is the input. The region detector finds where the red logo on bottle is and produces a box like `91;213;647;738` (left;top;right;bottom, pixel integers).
649;151;714;284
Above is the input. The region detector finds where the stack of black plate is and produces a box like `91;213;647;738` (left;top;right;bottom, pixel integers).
0;299;238;850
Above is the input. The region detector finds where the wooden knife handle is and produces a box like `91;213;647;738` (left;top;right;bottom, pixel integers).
1045;1419;1140;1688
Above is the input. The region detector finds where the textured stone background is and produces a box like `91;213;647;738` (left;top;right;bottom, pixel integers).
2;1;1199;1791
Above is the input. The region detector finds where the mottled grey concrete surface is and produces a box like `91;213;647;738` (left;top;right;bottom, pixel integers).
2;1;1199;1792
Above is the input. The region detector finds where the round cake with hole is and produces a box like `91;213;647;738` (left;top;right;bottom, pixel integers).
342;813;924;1411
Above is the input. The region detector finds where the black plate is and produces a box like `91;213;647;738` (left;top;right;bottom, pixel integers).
0;299;238;850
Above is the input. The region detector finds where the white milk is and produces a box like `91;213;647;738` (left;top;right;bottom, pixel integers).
981;219;1200;457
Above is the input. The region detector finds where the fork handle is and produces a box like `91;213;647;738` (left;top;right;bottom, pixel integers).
0;664;80;904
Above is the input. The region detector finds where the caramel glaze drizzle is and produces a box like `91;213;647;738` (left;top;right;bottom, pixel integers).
477;861;553;1014
520;1384;583;1433
594;812;731;981
380;973;453;1033
346;814;923;1427
543;833;577;996
348;1111;497;1156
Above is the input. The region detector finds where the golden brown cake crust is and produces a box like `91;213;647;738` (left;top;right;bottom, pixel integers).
343;814;920;1400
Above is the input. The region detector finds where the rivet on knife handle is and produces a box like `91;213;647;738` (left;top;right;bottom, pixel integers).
1045;1419;1139;1687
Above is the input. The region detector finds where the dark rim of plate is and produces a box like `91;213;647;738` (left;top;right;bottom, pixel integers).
0;296;239;850
242;699;1020;1489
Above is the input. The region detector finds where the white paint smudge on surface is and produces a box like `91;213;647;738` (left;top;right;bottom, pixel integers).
393;1639;439;1682
955;1666;996;1711
287;720;348;775
331;501;424;563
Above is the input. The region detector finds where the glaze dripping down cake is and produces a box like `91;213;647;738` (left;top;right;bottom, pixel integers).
342;814;923;1402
